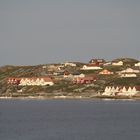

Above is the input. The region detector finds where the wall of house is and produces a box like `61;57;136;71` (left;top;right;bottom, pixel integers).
120;74;137;77
112;61;123;66
82;65;102;70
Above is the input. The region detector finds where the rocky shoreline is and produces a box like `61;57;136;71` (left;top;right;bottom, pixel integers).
1;92;140;100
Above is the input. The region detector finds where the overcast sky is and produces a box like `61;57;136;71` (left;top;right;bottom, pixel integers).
0;0;140;66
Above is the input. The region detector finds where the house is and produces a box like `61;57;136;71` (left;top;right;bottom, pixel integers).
20;77;54;86
120;73;137;78
42;65;47;69
119;68;140;74
81;64;102;70
7;77;54;86
47;65;57;72
102;86;118;96
117;86;139;96
63;70;71;78
135;62;140;67
103;62;112;66
53;71;64;76
7;78;21;85
64;62;76;67
73;73;85;78
73;76;97;84
102;86;139;96
118;68;140;78
58;65;65;70
63;71;85;79
89;59;105;66
112;61;123;66
99;69;114;75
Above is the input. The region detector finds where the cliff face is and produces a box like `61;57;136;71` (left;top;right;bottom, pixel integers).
0;58;140;97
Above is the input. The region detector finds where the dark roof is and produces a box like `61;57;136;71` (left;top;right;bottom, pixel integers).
89;59;105;63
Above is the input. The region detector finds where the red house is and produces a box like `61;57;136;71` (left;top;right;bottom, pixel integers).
99;69;114;75
7;78;21;85
73;76;97;84
89;59;105;66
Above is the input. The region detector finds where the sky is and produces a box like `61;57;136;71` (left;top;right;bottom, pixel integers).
0;0;140;66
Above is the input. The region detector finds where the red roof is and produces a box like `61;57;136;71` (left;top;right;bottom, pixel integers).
87;64;99;67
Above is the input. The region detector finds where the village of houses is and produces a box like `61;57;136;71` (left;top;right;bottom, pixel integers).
2;58;140;98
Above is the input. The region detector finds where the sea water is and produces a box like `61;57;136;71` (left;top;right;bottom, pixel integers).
0;99;140;140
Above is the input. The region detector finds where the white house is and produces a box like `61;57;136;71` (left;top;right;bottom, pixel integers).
73;73;85;78
119;68;140;74
112;61;123;66
118;87;138;96
99;69;114;75
64;72;85;79
19;77;54;86
81;64;102;70
8;77;54;86
118;68;140;78
102;86;138;96
135;62;140;67
42;65;47;69
102;86;117;96
103;62;112;66
64;62;76;67
120;73;137;78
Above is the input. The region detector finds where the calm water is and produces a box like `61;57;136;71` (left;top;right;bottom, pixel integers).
0;99;140;140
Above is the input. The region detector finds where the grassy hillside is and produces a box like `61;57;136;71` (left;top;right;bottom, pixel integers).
0;58;140;97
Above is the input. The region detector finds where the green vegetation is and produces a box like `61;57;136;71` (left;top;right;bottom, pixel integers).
0;57;140;98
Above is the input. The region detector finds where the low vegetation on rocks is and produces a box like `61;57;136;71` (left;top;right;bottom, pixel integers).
0;58;140;98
